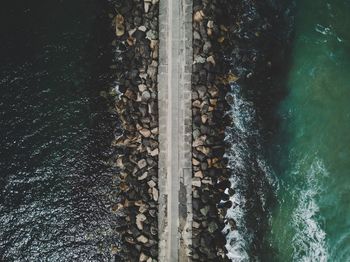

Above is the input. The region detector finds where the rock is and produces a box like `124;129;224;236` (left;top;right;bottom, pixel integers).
196;146;210;155
194;171;203;179
194;30;201;40
136;213;147;230
146;30;158;40
150;226;157;236
196;85;207;98
115;15;125;37
144;2;151;13
139;128;151;138
150;148;159;156
127;36;136;46
138;84;147;92
140;252;149;262
138;172;148;181
203;41;211;54
194;55;206;64
152;187;159;201
192;158;200;166
192;178;201;187
193;221;201;228
147;180;156;188
218;36;225;43
201;114;208;124
194;10;205;22
149;209;157;218
138;25;147;32
141;90;151;102
208;222;218;233
207;55;216;65
200;206;209;216
137;235;149;244
138;159;147;169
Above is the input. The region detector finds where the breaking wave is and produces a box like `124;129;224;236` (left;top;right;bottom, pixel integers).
223;83;275;261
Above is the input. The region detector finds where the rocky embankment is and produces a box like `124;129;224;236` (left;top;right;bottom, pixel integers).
191;0;233;260
108;0;159;261
191;0;293;260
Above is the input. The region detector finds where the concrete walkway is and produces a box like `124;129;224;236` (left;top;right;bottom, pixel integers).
158;0;193;261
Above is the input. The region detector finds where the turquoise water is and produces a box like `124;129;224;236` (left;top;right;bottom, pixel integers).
267;0;350;261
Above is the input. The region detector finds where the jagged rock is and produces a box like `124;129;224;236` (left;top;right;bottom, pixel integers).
192;158;200;166
139;128;151;137
138;172;148;181
137;235;149;244
142;90;151;102
194;171;203;178
147;180;156;188
200;206;209;216
150;226;157;236
192;178;201;187
115;15;125;37
140;252;149;262
208;222;219;233
136;213;147;230
193;221;201;229
150;148;159;156
194;10;205;22
138;159;148;169
207;20;214;29
207;55;216;65
152;187;158;201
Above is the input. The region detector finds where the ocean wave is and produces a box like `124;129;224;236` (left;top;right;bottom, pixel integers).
291;158;328;262
224;83;275;261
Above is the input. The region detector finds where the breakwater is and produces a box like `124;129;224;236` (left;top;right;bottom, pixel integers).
2;0;349;261
191;0;293;260
108;0;159;260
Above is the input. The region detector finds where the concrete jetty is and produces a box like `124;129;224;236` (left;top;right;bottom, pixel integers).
158;0;193;261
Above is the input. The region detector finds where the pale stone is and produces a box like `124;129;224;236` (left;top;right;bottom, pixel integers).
147;180;156;188
139;128;151;137
194;171;203;179
192;178;201;187
150;148;159;156
193;221;201;228
138;159;147;169
207;55;216;65
194;10;205;22
138;84;147;92
138;25;147;32
138;172;148;181
192;158;200;166
152;187;159;201
137;235;148;244
140;252;149;262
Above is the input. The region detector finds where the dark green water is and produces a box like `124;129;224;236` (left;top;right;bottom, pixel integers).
267;0;350;261
0;0;119;260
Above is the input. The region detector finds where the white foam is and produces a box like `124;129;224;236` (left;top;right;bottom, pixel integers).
291;158;329;261
224;83;275;261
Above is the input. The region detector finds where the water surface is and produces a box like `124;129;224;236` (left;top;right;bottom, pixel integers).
0;0;119;260
266;0;350;261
